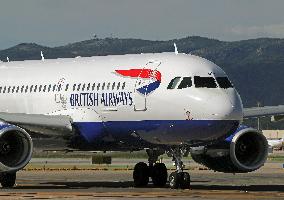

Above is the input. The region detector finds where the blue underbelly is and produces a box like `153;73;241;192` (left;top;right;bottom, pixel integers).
73;120;240;146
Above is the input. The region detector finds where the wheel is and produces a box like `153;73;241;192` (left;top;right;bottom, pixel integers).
151;163;168;187
0;173;16;188
180;172;190;189
169;172;190;189
133;162;149;187
169;172;180;189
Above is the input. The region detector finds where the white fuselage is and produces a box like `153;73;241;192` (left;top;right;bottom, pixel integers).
0;53;243;146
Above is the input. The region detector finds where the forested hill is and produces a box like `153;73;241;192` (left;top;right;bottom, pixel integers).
0;36;284;108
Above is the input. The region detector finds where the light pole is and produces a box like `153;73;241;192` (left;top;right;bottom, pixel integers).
257;102;261;130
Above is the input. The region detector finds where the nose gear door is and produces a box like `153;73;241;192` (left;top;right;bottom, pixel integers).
134;61;161;111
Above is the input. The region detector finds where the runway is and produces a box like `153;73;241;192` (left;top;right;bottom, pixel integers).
1;162;284;200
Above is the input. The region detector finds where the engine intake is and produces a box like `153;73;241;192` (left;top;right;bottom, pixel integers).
191;127;268;173
0;124;33;172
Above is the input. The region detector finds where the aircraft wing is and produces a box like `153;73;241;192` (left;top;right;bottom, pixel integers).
0;112;73;136
243;105;284;119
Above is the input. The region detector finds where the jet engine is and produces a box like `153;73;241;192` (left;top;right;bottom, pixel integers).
0;123;33;172
190;126;268;173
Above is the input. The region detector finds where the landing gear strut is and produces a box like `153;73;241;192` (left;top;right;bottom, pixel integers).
168;147;190;189
0;172;16;188
133;149;167;187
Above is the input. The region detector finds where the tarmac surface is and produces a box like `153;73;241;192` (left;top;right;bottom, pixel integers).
1;161;284;200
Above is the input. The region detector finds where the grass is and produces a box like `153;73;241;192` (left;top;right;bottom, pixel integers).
32;150;150;159
267;154;284;161
23;163;201;171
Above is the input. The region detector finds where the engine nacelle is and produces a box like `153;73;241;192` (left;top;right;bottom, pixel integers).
191;126;268;173
0;123;33;172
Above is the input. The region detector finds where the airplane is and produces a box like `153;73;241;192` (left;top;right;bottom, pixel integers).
267;138;284;149
0;52;283;189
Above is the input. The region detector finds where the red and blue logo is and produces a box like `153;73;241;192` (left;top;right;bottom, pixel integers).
115;69;161;95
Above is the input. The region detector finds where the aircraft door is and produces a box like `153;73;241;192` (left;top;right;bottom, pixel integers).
134;61;161;111
54;78;68;109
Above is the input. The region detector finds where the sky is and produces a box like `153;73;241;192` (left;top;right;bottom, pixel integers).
1;0;284;49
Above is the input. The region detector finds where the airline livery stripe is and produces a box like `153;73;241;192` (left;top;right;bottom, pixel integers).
115;69;161;81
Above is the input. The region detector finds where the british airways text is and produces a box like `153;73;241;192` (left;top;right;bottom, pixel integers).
70;92;133;107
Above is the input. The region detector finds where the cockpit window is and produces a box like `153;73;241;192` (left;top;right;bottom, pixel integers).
177;77;192;89
194;76;217;88
167;77;181;89
216;77;233;89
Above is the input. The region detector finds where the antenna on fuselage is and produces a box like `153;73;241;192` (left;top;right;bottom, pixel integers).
174;43;179;55
41;51;45;61
6;57;9;62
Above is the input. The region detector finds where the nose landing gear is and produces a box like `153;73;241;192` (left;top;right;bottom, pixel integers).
168;147;190;189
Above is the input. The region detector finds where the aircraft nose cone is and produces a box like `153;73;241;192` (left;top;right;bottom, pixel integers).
186;88;243;121
211;89;243;120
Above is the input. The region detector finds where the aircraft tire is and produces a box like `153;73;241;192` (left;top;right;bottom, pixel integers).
0;172;16;188
180;172;190;189
169;172;179;189
151;163;168;187
169;172;190;189
133;162;149;187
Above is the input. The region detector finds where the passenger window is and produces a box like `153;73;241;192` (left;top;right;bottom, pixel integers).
48;84;52;92
43;85;47;92
178;77;192;89
194;76;217;88
21;86;24;93
97;83;100;91
7;86;11;93
102;82;105;90
0;87;2;93
117;82;120;90
16;86;19;93
216;77;233;89
57;84;62;92
107;83;110;90
25;86;29;93
82;84;86;91
65;84;69;91
122;82;126;90
92;83;96;91
77;84;81;91
39;85;42;92
73;84;76;91
34;85;38;92
12;86;15;93
167;77;181;89
87;83;91;91
53;84;57;92
3;86;6;93
112;82;116;90
30;85;34;93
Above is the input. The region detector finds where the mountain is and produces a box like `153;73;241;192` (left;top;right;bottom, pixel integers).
0;43;51;61
0;36;283;109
